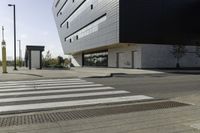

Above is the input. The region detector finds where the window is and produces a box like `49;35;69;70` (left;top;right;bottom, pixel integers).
76;35;79;40
67;22;69;28
91;4;93;10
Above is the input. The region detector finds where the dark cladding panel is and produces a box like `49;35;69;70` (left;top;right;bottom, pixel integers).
162;0;200;44
120;0;200;45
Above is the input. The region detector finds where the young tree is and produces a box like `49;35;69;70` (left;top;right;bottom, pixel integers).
45;51;52;60
57;56;64;65
171;45;187;68
43;50;52;67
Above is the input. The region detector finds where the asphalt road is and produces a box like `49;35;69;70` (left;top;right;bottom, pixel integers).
86;73;200;100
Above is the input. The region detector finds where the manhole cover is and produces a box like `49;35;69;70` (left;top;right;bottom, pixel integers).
0;101;189;127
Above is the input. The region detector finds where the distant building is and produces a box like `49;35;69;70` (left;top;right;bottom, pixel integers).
53;0;200;68
25;46;45;70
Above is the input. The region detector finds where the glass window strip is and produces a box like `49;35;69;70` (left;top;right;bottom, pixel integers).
60;0;89;28
55;0;61;7
57;0;68;16
68;0;92;26
83;51;108;67
65;14;107;43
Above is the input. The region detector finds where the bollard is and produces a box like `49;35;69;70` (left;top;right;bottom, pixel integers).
1;26;7;73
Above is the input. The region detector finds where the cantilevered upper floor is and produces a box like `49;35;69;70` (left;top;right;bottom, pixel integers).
53;0;119;54
53;0;200;54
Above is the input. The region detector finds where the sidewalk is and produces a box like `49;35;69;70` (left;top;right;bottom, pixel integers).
1;67;200;81
0;67;165;81
0;67;76;81
71;67;164;77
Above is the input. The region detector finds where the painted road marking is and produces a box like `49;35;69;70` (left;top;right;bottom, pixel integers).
0;87;115;97
0;82;95;89
0;95;154;113
0;84;104;92
0;91;129;103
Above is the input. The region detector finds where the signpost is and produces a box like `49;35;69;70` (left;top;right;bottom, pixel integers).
1;26;7;73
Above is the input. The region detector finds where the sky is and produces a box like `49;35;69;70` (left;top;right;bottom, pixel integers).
0;0;64;60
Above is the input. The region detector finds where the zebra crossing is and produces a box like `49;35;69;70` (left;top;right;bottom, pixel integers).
0;78;154;114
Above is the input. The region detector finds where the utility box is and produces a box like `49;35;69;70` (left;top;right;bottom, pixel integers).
25;45;45;70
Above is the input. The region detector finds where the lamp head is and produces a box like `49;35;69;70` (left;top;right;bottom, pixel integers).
8;4;14;7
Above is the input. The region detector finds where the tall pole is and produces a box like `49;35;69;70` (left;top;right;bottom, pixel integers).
8;4;17;70
13;5;17;70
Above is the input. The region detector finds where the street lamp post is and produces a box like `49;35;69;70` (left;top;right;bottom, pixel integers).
8;4;17;70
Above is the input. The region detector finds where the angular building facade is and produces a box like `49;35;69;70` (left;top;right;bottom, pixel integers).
53;0;200;68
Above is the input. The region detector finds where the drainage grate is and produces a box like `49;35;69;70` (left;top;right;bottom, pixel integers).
0;101;189;127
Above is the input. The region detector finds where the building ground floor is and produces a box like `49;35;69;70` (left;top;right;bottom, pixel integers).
70;44;200;69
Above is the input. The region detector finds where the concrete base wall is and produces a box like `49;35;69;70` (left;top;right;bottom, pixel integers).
141;44;200;68
179;46;200;68
72;53;83;67
141;44;176;68
70;44;200;68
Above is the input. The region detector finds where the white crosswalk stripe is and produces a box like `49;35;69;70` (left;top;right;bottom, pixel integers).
0;95;154;113
0;78;154;114
0;78;83;84
0;87;115;97
0;91;129;103
0;82;95;89
0;84;104;92
0;80;87;86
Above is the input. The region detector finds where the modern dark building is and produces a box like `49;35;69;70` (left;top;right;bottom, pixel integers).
25;46;45;70
53;0;200;68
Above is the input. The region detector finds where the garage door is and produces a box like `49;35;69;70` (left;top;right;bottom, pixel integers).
117;52;132;68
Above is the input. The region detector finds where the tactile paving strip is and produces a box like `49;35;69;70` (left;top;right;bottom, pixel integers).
0;101;189;127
